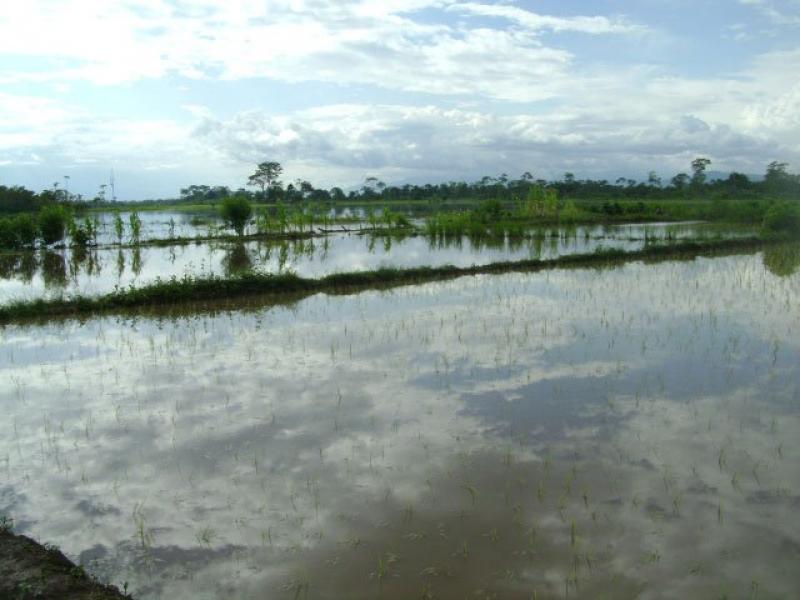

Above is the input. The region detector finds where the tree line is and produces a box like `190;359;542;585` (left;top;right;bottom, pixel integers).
2;159;798;215
183;159;800;205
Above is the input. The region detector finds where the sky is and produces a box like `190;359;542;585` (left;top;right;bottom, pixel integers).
0;0;799;200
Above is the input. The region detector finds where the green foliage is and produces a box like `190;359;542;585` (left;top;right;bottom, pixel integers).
762;243;800;277
128;211;142;243
219;196;253;236
38;204;69;245
559;200;581;223
69;217;95;247
114;212;125;242
0;218;16;248
0;185;40;214
475;199;505;222
762;201;800;234
0;214;38;248
517;186;559;218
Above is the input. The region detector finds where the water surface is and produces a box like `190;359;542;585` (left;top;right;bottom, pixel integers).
0;221;756;303
2;248;799;598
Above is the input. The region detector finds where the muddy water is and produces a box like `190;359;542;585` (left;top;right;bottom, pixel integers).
1;249;798;598
0;221;755;303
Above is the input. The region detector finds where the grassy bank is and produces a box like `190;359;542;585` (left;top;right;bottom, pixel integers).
0;236;784;324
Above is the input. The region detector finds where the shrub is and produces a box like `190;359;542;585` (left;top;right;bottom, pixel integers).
0;218;16;248
13;214;37;247
70;223;91;247
559;200;581;223
0;214;37;248
220;196;253;236
38;205;69;245
762;201;800;234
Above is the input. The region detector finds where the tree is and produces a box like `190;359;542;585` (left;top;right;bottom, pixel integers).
764;161;790;193
220;196;253;236
672;173;690;190
691;157;711;186
647;171;662;188
247;161;283;202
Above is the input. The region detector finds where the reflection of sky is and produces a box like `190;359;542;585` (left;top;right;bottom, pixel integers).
0;220;757;303
0;253;798;598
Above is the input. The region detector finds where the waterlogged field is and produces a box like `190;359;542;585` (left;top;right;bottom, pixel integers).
0;222;756;303
86;208;373;245
1;248;799;599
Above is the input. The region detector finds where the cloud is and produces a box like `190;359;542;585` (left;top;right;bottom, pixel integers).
452;3;644;35
1;1;799;195
0;1;637;101
739;0;800;25
191;103;788;186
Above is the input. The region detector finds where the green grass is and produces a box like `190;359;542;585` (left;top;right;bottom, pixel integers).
0;236;781;323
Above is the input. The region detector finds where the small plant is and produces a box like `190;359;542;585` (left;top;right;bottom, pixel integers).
128;211;142;243
0;514;13;532
113;212;125;242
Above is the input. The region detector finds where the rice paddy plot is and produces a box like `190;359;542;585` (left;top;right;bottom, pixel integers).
0;249;798;598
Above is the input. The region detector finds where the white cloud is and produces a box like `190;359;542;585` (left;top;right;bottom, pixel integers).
0;0;636;101
452;3;643;35
739;0;800;24
1;1;799;195
191;102;788;187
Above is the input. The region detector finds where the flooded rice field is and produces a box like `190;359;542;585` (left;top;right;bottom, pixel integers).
1;249;798;598
0;221;756;303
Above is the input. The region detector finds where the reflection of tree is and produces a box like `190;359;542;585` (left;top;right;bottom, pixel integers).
131;248;142;277
86;250;101;277
0;253;37;282
116;250;125;279
41;251;67;288
763;243;800;278
222;243;253;276
69;246;88;278
278;243;289;272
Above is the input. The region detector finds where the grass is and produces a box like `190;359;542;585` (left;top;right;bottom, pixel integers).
0;236;784;323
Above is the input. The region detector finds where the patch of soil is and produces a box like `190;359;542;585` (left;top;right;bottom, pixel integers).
0;529;129;599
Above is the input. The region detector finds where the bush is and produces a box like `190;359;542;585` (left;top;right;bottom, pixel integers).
70;223;91;247
559;200;581;223
0;214;38;248
220;196;253;236
762;201;800;234
0;218;16;248
38;205;69;245
13;214;37;246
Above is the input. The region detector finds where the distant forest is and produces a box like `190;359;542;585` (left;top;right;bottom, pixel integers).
1;159;798;213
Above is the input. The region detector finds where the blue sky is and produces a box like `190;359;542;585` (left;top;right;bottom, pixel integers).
1;0;799;199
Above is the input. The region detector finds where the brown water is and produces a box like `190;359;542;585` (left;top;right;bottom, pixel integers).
1;247;798;599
